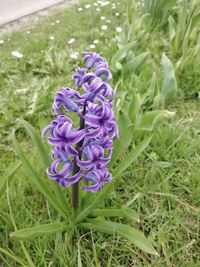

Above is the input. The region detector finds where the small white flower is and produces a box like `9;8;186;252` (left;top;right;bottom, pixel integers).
70;53;78;59
51;22;55;26
85;4;91;9
100;1;109;6
107;20;111;23
96;8;100;11
116;27;122;33
115;12;120;17
26;30;31;34
90;44;96;49
77;7;83;12
68;38;75;44
93;39;99;44
93;3;98;6
49;36;54;40
0;40;4;44
100;16;106;20
112;6;116;9
56;20;60;24
11;51;23;58
16;88;28;94
101;25;108;30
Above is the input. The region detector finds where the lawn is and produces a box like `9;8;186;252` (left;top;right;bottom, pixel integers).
0;0;200;266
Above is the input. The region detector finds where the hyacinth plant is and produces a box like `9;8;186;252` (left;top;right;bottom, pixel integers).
10;52;158;262
42;52;118;211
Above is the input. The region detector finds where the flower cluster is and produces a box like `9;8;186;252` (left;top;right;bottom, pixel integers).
42;52;118;192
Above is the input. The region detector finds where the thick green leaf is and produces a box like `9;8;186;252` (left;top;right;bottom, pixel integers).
18;119;68;212
112;135;152;178
136;110;174;132
10;222;68;241
168;15;176;42
109;125;134;167
124;52;149;75
80;219;158;255
12;130;68;221
149;72;157;103
118;111;132;135
77;241;83;267
111;42;136;72
0;161;21;197
90;208;140;222
161;53;177;105
128;92;140;126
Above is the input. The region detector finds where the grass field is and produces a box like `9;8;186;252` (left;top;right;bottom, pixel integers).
0;0;200;266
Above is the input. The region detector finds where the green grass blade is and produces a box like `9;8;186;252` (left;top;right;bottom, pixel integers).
112;135;152;177
0;247;27;266
12;130;68;221
81;219;158;255
10;222;68;241
18;119;69;212
90;208;140;222
0;161;21;197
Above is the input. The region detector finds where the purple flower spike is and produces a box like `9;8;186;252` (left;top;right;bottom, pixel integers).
42;51;118;192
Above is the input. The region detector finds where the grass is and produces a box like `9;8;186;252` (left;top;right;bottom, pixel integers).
0;0;200;266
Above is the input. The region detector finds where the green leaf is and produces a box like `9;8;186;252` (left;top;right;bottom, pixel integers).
118;111;132;135
10;222;68;241
168;15;176;42
111;42;136;72
136;110;174;132
81;219;158;255
149;72;157;103
17;119;69;212
161;53;177;105
12;130;68;221
124;52;149;75
0;161;21;197
112;135;152;178
90;208;140;222
77;241;83;267
109;125;134;167
128;92;140;126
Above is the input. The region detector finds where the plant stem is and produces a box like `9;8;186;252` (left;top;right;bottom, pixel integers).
72;102;87;213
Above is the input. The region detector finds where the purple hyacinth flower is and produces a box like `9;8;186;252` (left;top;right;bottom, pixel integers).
76;145;111;171
42;115;86;156
42;51;118;193
83;52;105;69
83;168;112;192
73;67;87;88
46;159;82;187
53;87;83;114
85;102;118;138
